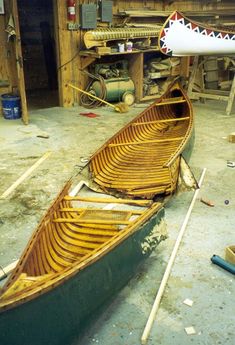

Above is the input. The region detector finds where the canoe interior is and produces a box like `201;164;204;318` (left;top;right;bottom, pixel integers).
0;81;194;345
89;82;193;199
0;182;161;310
0;206;165;345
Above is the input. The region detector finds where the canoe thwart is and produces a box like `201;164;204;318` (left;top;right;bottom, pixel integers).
108;137;185;147
132;116;190;125
64;195;153;206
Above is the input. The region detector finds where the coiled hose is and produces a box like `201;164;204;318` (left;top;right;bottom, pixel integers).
80;71;107;108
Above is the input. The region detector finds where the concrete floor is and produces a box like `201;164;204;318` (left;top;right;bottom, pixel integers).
0;98;234;344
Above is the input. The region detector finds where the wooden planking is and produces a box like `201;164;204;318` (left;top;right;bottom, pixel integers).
128;53;144;102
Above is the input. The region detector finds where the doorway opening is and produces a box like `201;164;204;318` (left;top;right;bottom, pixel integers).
17;0;58;110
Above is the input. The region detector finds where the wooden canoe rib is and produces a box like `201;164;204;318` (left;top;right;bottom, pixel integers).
159;11;235;56
89;82;193;199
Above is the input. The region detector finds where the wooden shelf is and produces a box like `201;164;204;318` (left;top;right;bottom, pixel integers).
79;50;188;104
80;47;160;59
117;9;235;18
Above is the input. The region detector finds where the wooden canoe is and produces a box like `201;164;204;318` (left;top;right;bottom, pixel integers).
89;81;193;199
159;11;235;56
0;81;194;345
0;181;164;345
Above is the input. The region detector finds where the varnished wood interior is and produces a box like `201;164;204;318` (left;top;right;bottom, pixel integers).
0;82;193;310
0;183;161;305
23;197;125;277
89;83;193;199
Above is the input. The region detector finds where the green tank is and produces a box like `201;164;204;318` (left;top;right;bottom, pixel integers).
90;77;135;104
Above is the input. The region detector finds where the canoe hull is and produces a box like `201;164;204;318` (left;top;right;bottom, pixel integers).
0;208;164;345
159;11;235;56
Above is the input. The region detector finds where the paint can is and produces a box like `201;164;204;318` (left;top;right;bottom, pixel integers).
1;94;22;120
118;43;125;52
126;41;133;52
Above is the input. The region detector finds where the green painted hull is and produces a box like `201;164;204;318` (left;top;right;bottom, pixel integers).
0;208;164;345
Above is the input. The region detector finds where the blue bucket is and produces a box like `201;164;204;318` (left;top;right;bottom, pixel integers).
1;94;22;120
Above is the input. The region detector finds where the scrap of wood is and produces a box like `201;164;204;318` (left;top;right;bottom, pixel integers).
200;198;215;207
0;152;52;199
183;298;194;307
0;260;19;281
185;326;196;335
228;132;235;143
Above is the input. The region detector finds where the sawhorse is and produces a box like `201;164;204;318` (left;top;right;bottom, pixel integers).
187;56;235;115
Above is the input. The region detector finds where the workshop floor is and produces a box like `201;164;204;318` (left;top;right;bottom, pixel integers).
0;98;234;345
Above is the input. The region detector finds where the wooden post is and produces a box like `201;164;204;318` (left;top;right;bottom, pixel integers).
55;0;82;107
187;56;199;99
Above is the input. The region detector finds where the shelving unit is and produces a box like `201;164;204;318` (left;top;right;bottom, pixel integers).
80;48;189;103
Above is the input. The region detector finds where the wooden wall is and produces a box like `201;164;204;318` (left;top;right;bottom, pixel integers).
1;0;235;109
56;0;235;107
54;0;81;107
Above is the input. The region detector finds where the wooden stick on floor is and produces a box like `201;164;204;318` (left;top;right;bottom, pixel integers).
0;151;52;199
0;260;19;281
141;168;207;345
